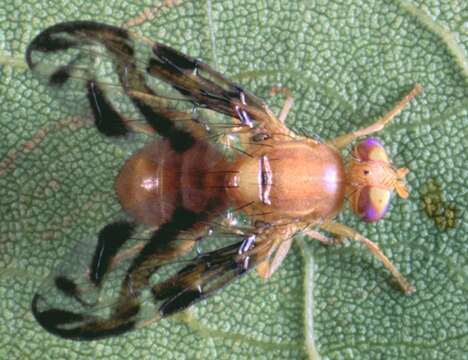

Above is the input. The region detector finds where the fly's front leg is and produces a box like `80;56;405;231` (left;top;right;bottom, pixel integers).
320;222;415;295
330;84;422;149
303;228;344;246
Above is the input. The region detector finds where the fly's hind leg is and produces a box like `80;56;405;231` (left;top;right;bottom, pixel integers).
318;222;415;295
330;84;422;149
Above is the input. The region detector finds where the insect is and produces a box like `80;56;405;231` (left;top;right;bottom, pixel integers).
26;21;421;341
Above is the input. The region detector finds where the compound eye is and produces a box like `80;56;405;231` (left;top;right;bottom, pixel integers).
354;138;390;163
351;186;392;222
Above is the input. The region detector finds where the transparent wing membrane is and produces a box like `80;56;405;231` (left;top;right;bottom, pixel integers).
31;210;273;340
25;21;281;152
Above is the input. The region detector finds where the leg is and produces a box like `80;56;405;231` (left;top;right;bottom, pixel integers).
270;87;294;123
260;228;341;280
278;95;294;124
255;221;303;279
330;84;422;149
303;228;343;245
319;222;415;295
257;237;293;279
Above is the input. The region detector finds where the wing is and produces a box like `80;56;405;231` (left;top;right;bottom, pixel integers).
25;21;286;153
26;21;293;341
31;213;278;340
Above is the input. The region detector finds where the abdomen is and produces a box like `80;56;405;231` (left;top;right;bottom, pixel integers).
115;140;228;226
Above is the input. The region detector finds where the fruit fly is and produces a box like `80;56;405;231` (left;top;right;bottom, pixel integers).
26;21;421;340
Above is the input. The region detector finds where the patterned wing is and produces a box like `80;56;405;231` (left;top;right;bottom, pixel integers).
31;215;275;340
26;21;290;341
25;21;283;151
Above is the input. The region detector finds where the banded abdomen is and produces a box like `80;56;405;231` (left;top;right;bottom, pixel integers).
115;139;229;227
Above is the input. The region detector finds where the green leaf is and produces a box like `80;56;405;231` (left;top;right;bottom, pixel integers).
1;1;467;359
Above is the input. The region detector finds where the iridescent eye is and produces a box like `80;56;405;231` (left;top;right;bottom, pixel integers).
353;186;392;222
354;138;389;163
349;138;394;222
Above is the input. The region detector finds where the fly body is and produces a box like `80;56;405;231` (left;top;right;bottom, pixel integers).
25;21;421;340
